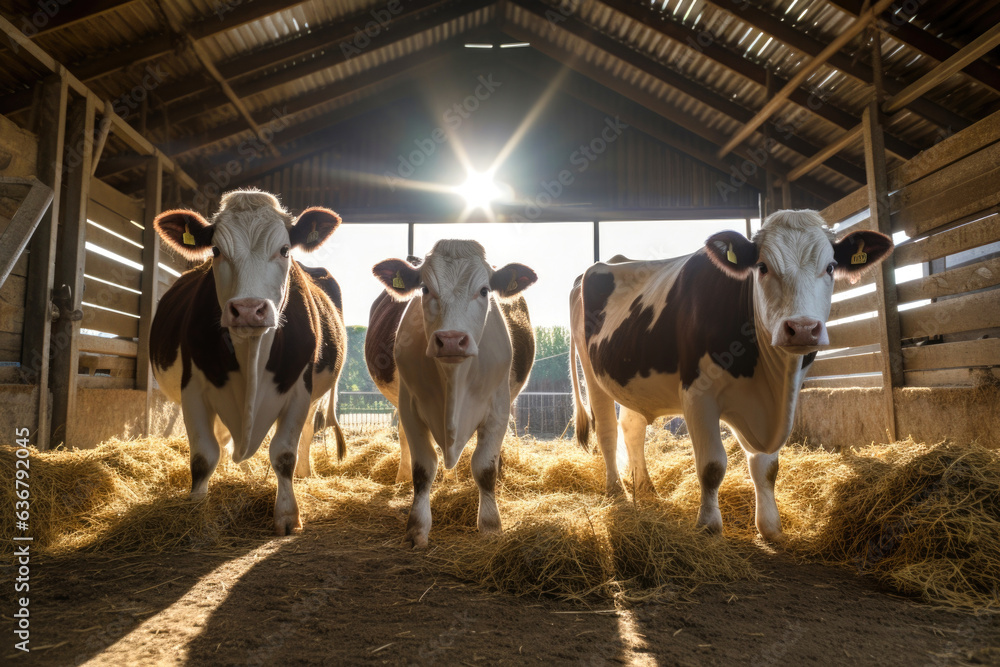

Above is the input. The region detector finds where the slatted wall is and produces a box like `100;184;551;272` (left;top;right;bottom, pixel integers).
807;110;1000;391
0;200;29;382
77;178;188;389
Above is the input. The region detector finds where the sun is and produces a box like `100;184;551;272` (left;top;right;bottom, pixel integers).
457;170;502;211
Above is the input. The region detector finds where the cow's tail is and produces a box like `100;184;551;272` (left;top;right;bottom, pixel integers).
570;334;593;451
327;386;348;461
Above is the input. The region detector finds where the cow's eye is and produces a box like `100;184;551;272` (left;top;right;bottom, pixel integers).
212;247;220;258
479;287;489;297
279;245;290;258
826;262;836;276
757;262;768;275
421;286;429;295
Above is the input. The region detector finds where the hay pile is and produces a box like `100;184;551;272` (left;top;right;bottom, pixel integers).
1;428;998;610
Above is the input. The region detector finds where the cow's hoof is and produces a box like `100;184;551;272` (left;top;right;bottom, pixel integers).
189;490;207;502
632;481;657;499
274;515;302;537
603;483;626;499
294;463;312;478
395;470;412;484
696;509;723;536
757;527;785;544
403;531;429;549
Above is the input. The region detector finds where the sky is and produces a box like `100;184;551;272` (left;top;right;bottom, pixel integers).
298;218;760;327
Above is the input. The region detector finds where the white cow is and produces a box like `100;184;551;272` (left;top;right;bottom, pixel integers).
570;210;893;540
369;240;537;547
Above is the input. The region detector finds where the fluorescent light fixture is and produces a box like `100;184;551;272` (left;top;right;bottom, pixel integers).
500;42;531;48
464;43;494;49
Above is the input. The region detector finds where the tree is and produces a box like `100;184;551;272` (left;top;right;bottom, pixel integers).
338;325;375;393
526;325;571;392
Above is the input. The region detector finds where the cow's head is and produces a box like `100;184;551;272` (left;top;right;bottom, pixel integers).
373;240;536;363
155;190;341;336
705;210;893;353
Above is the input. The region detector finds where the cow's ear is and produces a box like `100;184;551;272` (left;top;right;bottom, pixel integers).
154;209;214;261
490;263;538;298
833;230;894;283
290;207;341;252
705;230;757;279
373;258;422;299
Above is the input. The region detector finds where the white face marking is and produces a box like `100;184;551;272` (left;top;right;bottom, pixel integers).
752;211;837;348
417;241;494;360
210;194;293;328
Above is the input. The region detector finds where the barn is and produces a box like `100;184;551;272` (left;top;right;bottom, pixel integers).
1;0;999;662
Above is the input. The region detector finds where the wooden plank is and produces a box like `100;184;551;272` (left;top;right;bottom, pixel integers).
78;334;138;357
84;250;142;291
77;376;136;389
890;109;1000;190
20;73;66;451
85;218;143;265
0;330;22;362
158;246;193;275
902;338;1000;372
899;290;1000;339
784;124;863;184
0;113;38;179
895;212;1000;267
81;305;140;339
829;291;878;321
83;276;140;316
87;199;143;244
904;367;1000;387
0;178;53;289
809;351;882;377
0;273;25;334
884;24;1000;113
898;165;1000;236
827;316;879;348
79;354;136;376
89;177;143;223
834;271;876;294
803;374;882;388
137;157;163;425
897;257;1000;304
893;140;1000;213
50;95;95;447
820;187;867;225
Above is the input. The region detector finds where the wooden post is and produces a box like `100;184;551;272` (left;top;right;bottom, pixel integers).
49;93;95;448
781;181;792;209
137;156;163;436
21;73;67;450
863;34;903;441
593;220;600;263
407;221;414;257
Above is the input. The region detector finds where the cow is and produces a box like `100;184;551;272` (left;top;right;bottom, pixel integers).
569;210;893;540
367;240;536;547
149;189;348;536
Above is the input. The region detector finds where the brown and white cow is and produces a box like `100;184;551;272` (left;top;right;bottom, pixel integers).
367;240;536;547
149;190;348;535
570;210;893;540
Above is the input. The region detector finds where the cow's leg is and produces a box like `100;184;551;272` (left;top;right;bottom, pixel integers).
619;406;654;497
473;406;506;536
747;448;783;542
294;400;318;478
579;362;623;495
269;396;311;536
683;397;726;534
395;421;412;484
181;392;221;500
399;392;436;548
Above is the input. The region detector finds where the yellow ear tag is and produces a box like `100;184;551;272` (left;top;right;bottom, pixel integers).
507;273;518;292
726;242;737;264
305;221;319;244
851;239;868;265
392;270;405;289
182;224;196;246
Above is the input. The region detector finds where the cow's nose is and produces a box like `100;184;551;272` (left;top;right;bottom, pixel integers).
779;317;826;347
433;330;471;358
226;298;271;327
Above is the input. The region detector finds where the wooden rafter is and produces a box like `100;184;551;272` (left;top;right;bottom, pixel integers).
704;0;971;131
599;0;919;159
498;17;844;202
22;0;140;37
778;124;863;185
513;0;866;184
716;0;896;160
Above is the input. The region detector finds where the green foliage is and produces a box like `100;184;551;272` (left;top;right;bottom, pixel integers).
338;325;375;393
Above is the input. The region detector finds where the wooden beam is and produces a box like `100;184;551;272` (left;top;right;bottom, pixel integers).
780;124;863;185
884;24;1000;113
50;94;96;448
599;0;921;159
90;101;115;175
514;0;866;183
500;17;844;202
701;0;970;131
137;157;163;435
20;0;140;37
21;73;67;451
0;178;53;290
716;0;896;159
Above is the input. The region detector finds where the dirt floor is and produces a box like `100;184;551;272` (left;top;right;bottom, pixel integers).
7;522;1000;666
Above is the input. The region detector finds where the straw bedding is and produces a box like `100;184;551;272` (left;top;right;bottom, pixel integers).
1;427;997;611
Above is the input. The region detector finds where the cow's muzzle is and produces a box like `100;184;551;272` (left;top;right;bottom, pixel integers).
223;298;277;329
773;317;829;350
430;330;475;362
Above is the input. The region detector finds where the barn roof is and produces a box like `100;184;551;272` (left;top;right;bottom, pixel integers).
1;0;998;210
